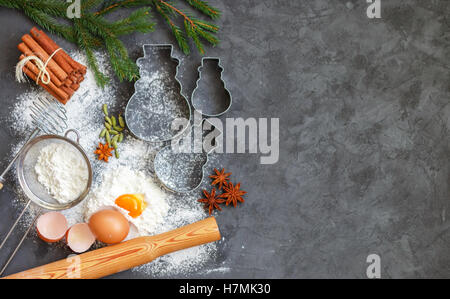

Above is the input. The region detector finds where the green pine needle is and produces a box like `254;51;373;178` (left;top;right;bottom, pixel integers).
81;0;104;11
185;0;221;19
98;0;150;15
74;19;109;87
111;7;155;36
193;18;219;33
151;0;220;55
22;6;76;42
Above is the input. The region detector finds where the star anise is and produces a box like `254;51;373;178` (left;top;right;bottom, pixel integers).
198;188;225;215
94;142;113;162
210;168;231;190
220;182;246;207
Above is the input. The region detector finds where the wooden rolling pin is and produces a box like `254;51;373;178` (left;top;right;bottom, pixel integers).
3;217;220;279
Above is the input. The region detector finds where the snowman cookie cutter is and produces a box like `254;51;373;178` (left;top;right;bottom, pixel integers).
125;44;191;143
192;57;233;117
125;45;232;192
154;118;222;193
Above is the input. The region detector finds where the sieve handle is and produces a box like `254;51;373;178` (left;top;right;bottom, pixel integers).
64;129;81;144
0;128;40;190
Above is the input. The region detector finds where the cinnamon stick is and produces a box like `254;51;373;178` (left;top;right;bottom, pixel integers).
69;74;78;84
17;28;87;104
18;42;64;87
79;66;87;75
20;54;69;103
21;34;68;82
31;27;87;73
71;83;80;91
22;64;69;105
60;85;75;98
30;27;74;75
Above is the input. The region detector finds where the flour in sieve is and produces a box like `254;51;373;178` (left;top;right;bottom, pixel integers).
35;142;89;204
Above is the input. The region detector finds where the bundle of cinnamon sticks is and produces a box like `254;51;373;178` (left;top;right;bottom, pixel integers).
18;27;87;104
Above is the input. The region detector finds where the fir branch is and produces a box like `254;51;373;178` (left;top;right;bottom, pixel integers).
195;25;218;45
158;0;195;27
111;7;155;36
96;0;221;54
81;0;104;11
0;0;20;9
193;18;219;33
184;19;204;54
74;19;109;87
97;0;149;15
83;15;140;81
154;0;220;54
172;24;190;55
153;1;190;54
185;0;220;19
21;6;76;42
25;0;69;18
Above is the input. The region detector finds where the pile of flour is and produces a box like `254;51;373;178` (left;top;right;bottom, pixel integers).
6;51;227;277
84;166;169;236
35;142;89;204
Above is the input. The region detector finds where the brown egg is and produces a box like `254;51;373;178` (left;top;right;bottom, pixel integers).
88;209;129;244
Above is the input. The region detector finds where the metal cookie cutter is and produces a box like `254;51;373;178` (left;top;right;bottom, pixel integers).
154;118;222;193
191;57;232;117
125;44;191;143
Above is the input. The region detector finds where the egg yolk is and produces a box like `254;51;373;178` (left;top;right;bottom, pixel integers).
115;194;147;218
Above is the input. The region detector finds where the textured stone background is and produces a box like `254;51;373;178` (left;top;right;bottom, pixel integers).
0;0;449;278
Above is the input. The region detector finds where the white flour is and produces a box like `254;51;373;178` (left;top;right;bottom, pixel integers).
35;142;89;204
6;51;227;277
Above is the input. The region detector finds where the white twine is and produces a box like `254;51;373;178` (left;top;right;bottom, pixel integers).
15;48;62;85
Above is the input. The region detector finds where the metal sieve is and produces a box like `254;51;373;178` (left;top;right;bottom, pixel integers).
0;129;92;276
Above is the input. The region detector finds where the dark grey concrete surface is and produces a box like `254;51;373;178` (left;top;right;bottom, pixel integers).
0;0;449;278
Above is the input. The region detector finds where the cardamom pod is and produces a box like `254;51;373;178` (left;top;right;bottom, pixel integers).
105;122;112;130
118;133;124;143
111;116;117;127
115;149;120;159
119;115;125;128
105;116;112;125
113;125;123;132
106;131;111;146
112;139;118;149
99;128;107;138
110;129;119;135
102;104;108;116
